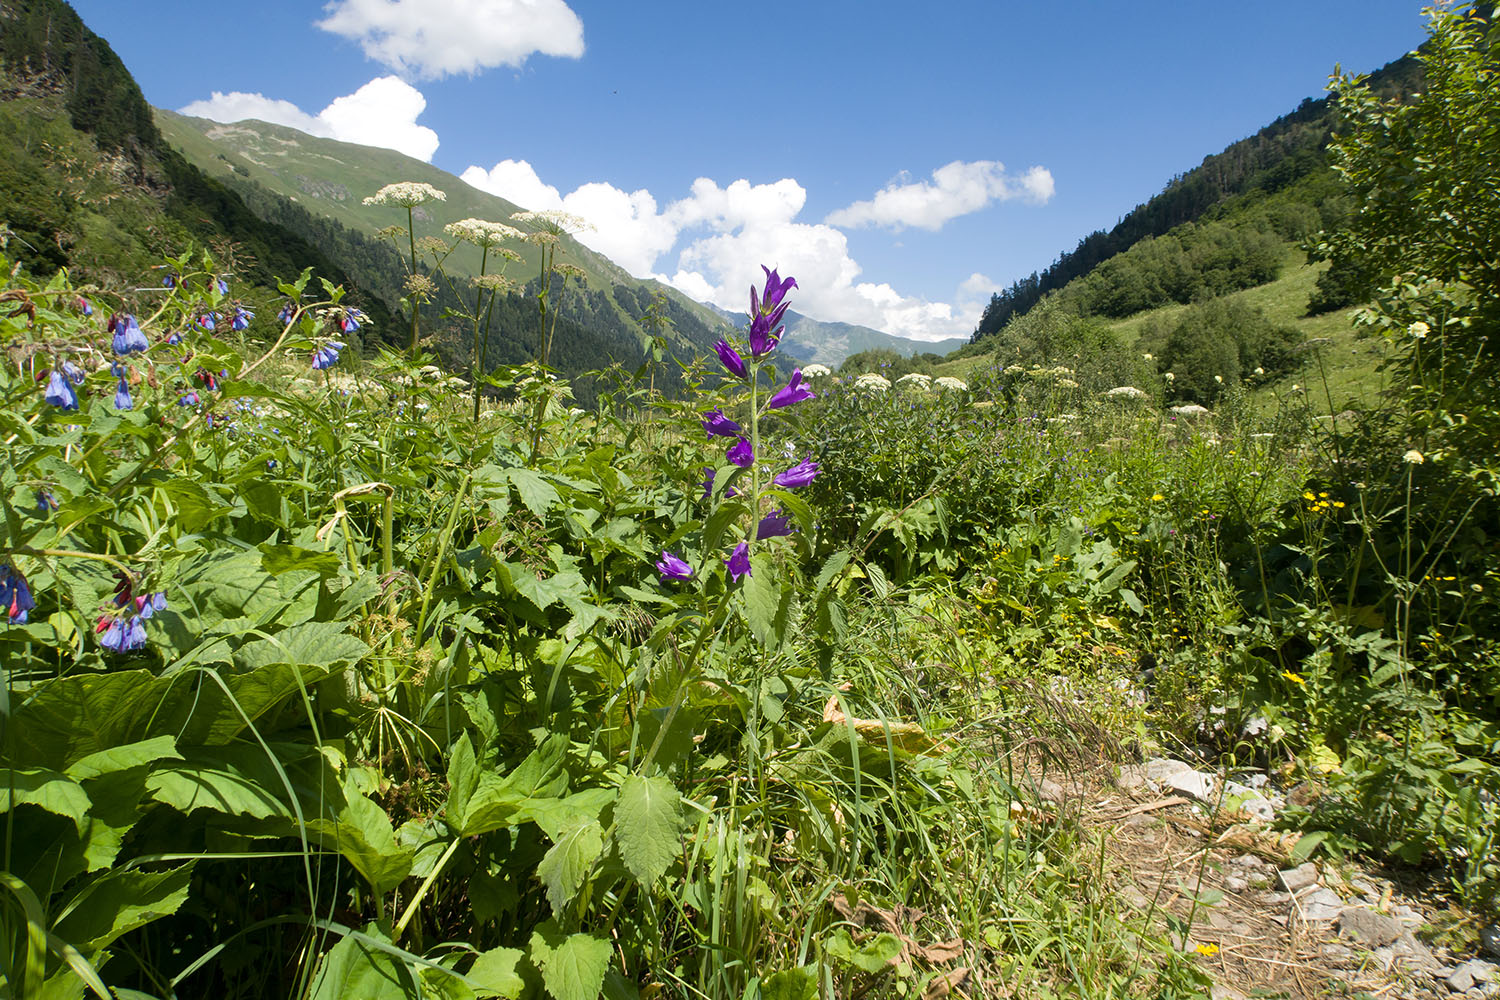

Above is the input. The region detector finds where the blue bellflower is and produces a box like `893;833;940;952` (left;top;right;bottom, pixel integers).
768;369;816;410
701;408;743;438
725;542;751;581
1;564;36;624
774;458;819;489
656;551;694;582
727;437;754;468
109;314;148;354
44;369;78;410
114;378;133;410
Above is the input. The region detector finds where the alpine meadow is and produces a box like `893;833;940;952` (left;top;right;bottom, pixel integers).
3;2;1500;999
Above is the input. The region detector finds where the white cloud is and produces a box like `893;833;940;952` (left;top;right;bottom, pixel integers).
179;76;439;162
826;160;1054;231
317;0;584;79
960;272;997;297
459;164;978;341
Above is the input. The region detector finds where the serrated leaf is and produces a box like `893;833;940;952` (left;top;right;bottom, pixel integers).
231;621;369;671
52;862;195;955
0;768;92;832
537;819;603;914
468;947;527;999
504;468;560;519
613;775;682;887
308;928;416;1000
529;922;611;1000
742;552;792;648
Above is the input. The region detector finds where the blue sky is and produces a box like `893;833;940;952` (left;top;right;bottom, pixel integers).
70;0;1430;341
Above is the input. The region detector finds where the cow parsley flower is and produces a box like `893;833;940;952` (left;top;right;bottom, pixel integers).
364;181;447;207
445;218;525;247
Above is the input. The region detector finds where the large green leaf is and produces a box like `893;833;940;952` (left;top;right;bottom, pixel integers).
528;922;611;1000
467;947;527;999
759;967;818;1000
742;552;792;648
306;794;414;896
64;736;181;781
823;928;902;973
52;862;195;956
612;775;683;887
308;928;417;1000
231;621;369;671
536;819;603;914
0;769;91;832
456;735;570;838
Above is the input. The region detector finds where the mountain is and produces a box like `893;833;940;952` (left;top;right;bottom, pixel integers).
0;0;395;331
703;304;962;368
153;111;739;376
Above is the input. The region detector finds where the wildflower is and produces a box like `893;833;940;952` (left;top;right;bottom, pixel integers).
1254;367;1265;376
746;266;795;358
35;489;58;514
702;408;743;438
166;330;184;346
895;372;933;391
1281;671;1305;686
774;458;819;489
934;375;968;391
195;368;220;392
757;510;794;539
754;265;797;316
63;361;86;385
44;369;79;410
1214;375;1223;384
231;305;254;331
1409;321;1429;339
277;301;297;326
340;308;363;334
1403;449;1424;464
114;378;133;410
1;564;37;624
109;313;148;354
802;363;833;378
312;341;346;370
1163;372;1175;382
715;339;748;379
748;311;783;358
727;437;754;468
178;391;199;407
853;373;891;391
509;209;591;232
445;218;524;247
1151;494;1165;502
162;273;176;288
364;181;447;207
75;295;93;315
656;551;694;582
701;467;737;501
1193;943;1219;957
215;277;229;295
725;542;751;581
196;312;219;331
768;369;817;409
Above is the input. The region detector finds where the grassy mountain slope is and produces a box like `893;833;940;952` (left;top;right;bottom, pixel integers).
0;0;395;336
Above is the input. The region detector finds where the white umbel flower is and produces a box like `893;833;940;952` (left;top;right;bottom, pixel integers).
895;372;933;390
934;376;968;391
1403;449;1425;464
853;373;891;391
1105;386;1146;398
511;210;593;233
445;218;524;247
801;363;833;378
363;181;447;207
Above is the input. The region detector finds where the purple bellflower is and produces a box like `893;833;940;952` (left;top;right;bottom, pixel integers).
109;314;148;354
114;378;133;410
44;369;78;410
215;277;229;295
35;490;58;514
312;341;346;370
340;308;363;334
656;551;694;582
757;510;794;539
774;458;819;489
2;564;36;624
231;305;254;331
768;369;816;410
701;408;743;438
196;312;219;332
727;437;754;468
277;301;297;326
715;339;747;379
725;542;751;581
701;467;738;501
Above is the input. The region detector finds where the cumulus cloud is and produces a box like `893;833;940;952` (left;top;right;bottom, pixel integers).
459;163;1016;341
179;76;440;162
826;160;1054;231
317;0;584;79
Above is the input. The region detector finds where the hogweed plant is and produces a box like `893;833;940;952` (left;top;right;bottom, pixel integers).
364;181;447;357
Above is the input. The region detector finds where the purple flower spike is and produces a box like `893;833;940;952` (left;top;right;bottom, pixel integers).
727;437;754;468
701;408;743;438
748;313;782;358
768;369;816;410
773;457;819;489
757;510;794;539
656;551;694;582
725;542;751;581
114;378;133;410
760;265;797;312
1;564;37;624
715;339;747;379
44;369;78;410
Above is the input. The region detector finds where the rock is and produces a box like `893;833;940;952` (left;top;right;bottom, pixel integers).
1321;943;1353;961
1299;887;1344;923
1223;780;1276;821
1390;930;1446;976
1210;985;1248;1000
1145;758;1193;783
1452;966;1477;992
1229;853;1265;870
1458;959;1496;984
1165;769;1216;801
1483;924;1500;959
1337;907;1404;947
1279;862;1320;892
1224;874;1248;893
1116;764;1148;791
1261;891;1291;905
1038;778;1066;803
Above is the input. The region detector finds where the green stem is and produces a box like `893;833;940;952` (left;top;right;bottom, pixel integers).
415;473;471;640
406;205;421;356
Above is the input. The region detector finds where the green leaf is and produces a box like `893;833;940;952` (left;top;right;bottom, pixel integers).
536;819;604;914
65;736;181;780
0;769;92;832
528;922;611;1000
823;928;902;973
759;967;818;1000
231;621;369;671
153;477;235;532
613;775;683;887
504;467;560;518
742;552;792;648
308;928;417;1000
307;793;414;896
457;735;569;838
259;543;344;577
468;947;527;999
52;862;195;955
